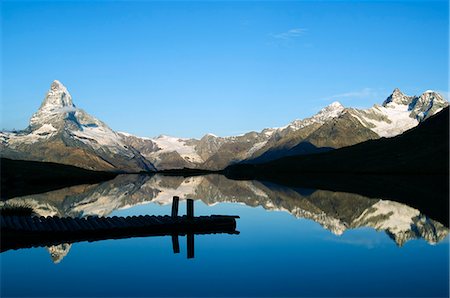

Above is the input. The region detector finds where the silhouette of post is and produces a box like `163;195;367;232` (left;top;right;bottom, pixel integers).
187;233;194;259
171;196;179;218
171;234;180;254
187;199;194;219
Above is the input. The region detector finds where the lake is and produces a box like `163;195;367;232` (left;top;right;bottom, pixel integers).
1;174;449;297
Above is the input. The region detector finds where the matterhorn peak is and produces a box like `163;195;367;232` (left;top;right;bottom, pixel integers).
29;80;77;130
51;80;65;91
39;80;74;111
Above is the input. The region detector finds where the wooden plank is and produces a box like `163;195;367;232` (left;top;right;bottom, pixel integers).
102;217;115;229
187;199;194;219
11;216;25;231
109;217;124;228
130;216;140;226
34;217;47;232
19;216;31;231
142;215;153;225
101;218;115;229
24;216;38;232
1;213;239;239
38;216;51;232
187;233;194;259
53;217;69;232
0;216;6;228
172;234;180;254
116;217;128;229
1;214;239;253
47;217;62;232
63;217;78;232
68;218;84;231
3;216;14;229
81;218;96;230
94;217;108;230
135;216;147;227
143;215;158;225
171;196;179;218
73;218;87;230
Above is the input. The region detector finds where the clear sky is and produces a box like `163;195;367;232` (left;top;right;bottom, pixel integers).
1;0;448;138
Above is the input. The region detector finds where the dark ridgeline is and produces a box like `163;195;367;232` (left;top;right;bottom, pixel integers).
1;197;239;259
0;158;119;200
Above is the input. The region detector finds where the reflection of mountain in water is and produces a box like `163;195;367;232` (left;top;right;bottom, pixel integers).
2;174;448;262
47;244;72;264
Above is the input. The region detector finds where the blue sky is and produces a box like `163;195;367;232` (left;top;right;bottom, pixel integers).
1;0;448;138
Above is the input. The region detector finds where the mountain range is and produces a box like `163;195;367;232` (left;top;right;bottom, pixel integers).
226;105;449;177
1;80;448;171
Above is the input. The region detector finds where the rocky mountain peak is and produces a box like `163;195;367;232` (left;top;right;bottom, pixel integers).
313;101;345;121
28;80;76;130
382;88;412;106
392;87;402;95
39;80;74;110
410;90;449;120
419;90;446;103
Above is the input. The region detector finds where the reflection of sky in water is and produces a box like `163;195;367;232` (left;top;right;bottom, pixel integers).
1;200;449;297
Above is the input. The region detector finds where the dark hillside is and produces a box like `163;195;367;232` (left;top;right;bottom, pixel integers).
1;158;118;199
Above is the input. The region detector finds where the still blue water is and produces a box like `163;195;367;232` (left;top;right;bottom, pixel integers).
1;175;449;297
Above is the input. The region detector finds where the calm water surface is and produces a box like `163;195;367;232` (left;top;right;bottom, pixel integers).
1;174;449;297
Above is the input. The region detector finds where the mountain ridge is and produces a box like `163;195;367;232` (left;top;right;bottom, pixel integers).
1;81;448;171
225;106;449;176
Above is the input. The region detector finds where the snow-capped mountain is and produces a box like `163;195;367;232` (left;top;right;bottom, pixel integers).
117;101;356;169
119;88;448;169
0;81;155;172
1;81;447;171
348;88;448;137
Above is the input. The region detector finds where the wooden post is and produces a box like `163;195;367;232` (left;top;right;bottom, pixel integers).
172;234;180;254
171;196;179;218
187;233;194;259
187;199;194;219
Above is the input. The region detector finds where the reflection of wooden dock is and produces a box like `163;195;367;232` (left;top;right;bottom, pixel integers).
0;197;239;258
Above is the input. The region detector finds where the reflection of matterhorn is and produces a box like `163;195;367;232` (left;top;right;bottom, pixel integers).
47;244;72;264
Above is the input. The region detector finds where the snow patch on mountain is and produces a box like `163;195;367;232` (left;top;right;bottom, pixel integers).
247;140;269;157
278;101;345;132
152;135;203;163
118;131;152;140
348;89;448;138
351;103;419;137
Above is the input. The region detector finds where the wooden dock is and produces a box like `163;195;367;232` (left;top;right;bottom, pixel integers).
0;198;239;258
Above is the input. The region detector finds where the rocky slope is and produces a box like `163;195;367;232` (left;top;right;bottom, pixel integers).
0;81;155;172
